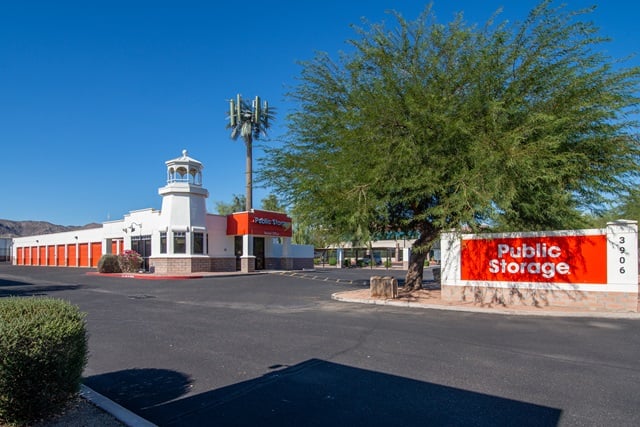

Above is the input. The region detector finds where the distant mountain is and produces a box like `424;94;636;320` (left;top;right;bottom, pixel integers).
0;219;102;238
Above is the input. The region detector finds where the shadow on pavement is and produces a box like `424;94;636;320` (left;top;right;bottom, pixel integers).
0;277;83;297
101;359;561;427
84;368;193;413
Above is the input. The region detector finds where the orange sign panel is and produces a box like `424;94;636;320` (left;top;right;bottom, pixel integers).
227;210;293;237
461;235;607;284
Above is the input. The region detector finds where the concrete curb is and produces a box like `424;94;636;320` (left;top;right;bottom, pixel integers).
80;385;157;427
87;271;267;280
331;293;640;319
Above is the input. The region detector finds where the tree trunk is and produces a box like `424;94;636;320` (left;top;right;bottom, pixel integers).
405;249;427;291
404;223;438;291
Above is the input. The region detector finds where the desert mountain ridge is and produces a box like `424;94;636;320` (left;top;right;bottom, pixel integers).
0;219;102;238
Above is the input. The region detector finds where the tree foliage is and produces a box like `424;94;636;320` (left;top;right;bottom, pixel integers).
214;193;288;215
618;188;640;223
595;187;640;227
214;194;246;215
260;194;287;212
260;0;640;289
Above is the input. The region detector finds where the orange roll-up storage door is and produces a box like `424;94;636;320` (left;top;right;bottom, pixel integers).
111;240;124;255
56;245;65;266
17;247;23;265
67;244;77;267
78;243;89;267
39;247;46;266
47;246;55;266
90;242;102;267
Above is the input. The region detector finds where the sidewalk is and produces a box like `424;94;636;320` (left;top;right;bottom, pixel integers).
332;285;640;319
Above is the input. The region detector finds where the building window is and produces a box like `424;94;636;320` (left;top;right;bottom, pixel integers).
173;232;186;254
160;232;167;254
193;232;204;254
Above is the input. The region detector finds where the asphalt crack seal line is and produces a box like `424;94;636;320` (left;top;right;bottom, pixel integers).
272;271;368;285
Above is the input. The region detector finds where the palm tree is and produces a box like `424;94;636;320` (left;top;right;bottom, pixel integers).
227;94;275;210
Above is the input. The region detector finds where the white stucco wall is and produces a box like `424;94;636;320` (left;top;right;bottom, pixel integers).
206;213;234;257
13;228;105;249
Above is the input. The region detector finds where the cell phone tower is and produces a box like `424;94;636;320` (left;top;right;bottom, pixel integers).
227;94;274;211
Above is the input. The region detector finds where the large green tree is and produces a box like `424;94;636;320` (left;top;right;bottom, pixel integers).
618;188;640;223
214;194;246;215
595;187;640;226
260;1;640;290
214;193;288;215
260;194;287;212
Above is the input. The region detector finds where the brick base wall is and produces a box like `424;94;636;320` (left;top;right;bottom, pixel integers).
150;257;236;274
292;258;314;270
265;257;314;270
265;257;281;270
442;285;638;312
210;257;236;272
149;256;313;275
240;257;255;273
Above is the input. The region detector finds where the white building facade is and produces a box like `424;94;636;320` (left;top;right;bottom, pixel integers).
12;151;313;274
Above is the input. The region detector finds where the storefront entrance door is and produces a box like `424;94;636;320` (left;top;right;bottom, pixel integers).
254;237;265;270
131;235;151;271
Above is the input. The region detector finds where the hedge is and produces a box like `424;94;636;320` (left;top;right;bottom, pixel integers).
0;297;88;425
97;254;122;273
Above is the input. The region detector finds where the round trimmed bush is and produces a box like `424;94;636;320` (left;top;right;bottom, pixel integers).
0;298;88;425
97;254;122;273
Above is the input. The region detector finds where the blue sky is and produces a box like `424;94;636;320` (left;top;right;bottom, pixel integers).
1;1;638;225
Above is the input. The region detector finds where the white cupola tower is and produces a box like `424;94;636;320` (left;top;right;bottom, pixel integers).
158;150;209;230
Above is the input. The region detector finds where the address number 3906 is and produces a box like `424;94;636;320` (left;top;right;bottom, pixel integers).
619;236;627;274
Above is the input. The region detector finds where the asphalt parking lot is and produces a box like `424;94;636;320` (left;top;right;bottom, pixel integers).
1;264;639;426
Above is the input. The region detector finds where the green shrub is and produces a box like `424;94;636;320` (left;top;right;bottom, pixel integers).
0;298;88;425
118;250;142;273
328;257;337;266
97;254;122;273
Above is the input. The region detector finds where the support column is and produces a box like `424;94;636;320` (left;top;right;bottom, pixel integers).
402;247;411;270
281;237;293;270
336;248;344;269
241;234;255;273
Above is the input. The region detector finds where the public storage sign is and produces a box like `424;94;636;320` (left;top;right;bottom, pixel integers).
227;210;293;237
460;235;608;284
